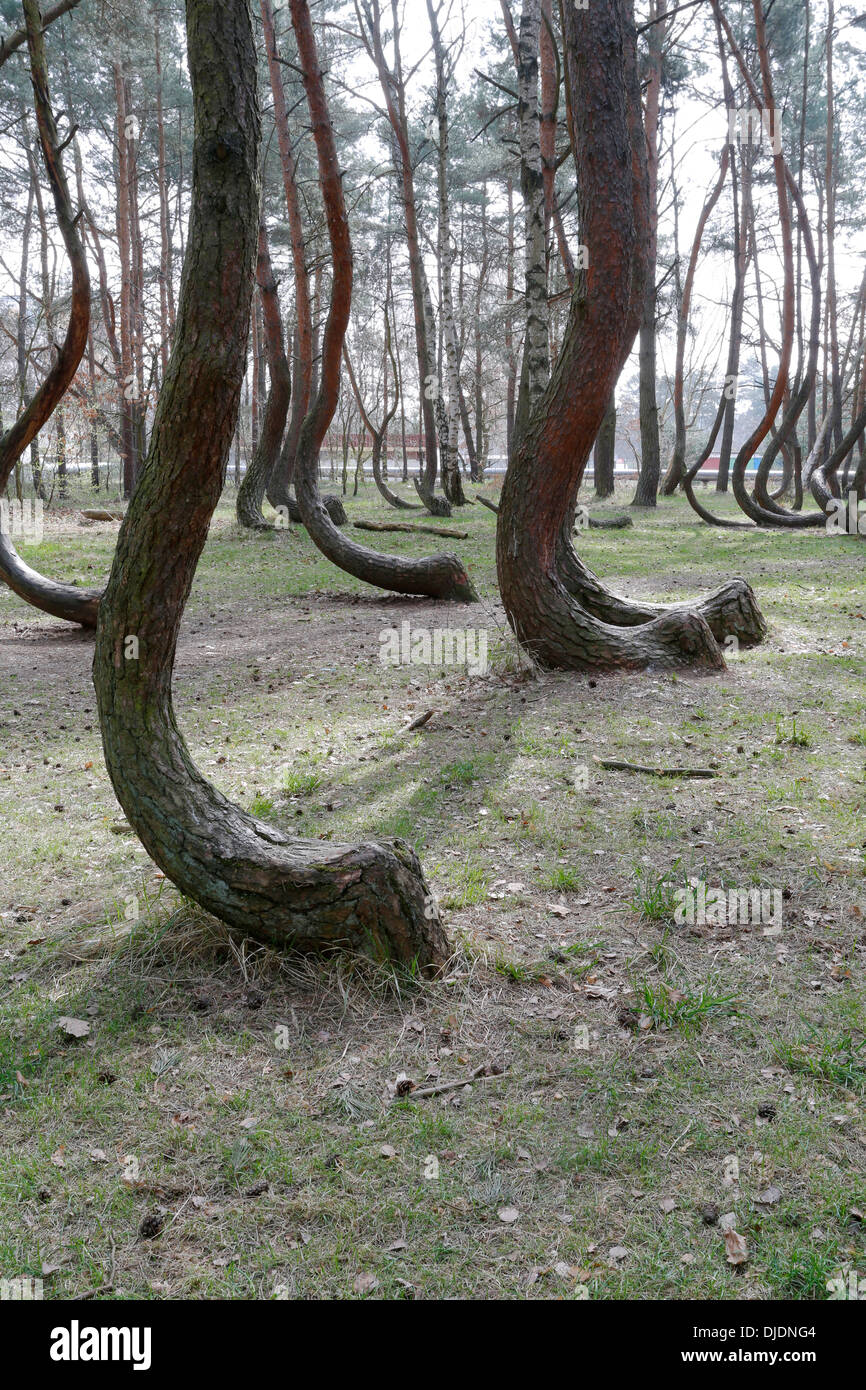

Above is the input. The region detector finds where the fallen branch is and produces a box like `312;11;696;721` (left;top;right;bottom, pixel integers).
593;756;718;779
401;709;436;733
396;1066;508;1101
353;519;469;539
586;513;633;530
479;495;632;530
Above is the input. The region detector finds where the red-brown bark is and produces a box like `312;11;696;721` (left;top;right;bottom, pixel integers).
92;0;448;972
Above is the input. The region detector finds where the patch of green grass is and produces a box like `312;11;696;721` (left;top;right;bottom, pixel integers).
775;716;812;748
545;865;581;892
559;1135;659;1176
440;857;489;909
763;1247;834;1300
439;756;492;787
283;770;322;797
636;979;740;1037
630;862;682;922
774;1027;866;1092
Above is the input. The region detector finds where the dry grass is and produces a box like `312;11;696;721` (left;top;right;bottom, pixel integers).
1;483;865;1299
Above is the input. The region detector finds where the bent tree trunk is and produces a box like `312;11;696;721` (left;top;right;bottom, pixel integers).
291;3;476;604
496;0;763;672
0;0;99;627
92;0;448;971
236;221;291;529
555;515;766;650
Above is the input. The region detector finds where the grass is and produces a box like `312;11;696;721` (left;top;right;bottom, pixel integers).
635;979;741;1038
774;1028;866;1093
1;478;865;1299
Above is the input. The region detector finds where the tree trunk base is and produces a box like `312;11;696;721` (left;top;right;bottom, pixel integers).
505;570;728;673
556;536;766;649
412;477;452;516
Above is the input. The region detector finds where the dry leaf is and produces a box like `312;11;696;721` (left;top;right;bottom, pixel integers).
57;1016;90;1039
755;1185;782;1206
353;1271;379;1295
723;1229;749;1266
585;984;617;1001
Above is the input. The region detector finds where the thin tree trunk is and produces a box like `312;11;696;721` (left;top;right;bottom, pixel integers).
427;0;466;505
512;0;549;451
631;0;664;508
237;222;292;529
662;146;729;496
358;0;445;512
593;393;617;499
260;0;313;509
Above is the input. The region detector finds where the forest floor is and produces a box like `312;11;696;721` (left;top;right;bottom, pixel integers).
1;478;865;1301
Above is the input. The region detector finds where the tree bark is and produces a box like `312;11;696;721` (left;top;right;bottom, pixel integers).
495;0;761;671
92;0;448;972
237;222;291;529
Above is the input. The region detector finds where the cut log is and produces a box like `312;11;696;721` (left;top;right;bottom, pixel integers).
353;519;469;540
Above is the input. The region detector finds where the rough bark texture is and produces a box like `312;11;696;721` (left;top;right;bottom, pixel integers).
495;0;762;672
92;0;448;972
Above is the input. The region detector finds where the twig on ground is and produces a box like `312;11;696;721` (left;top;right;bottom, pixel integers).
593;756;719;779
